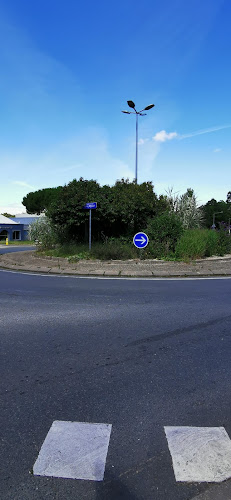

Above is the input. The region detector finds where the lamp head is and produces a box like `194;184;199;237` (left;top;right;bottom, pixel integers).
127;100;135;109
144;104;155;111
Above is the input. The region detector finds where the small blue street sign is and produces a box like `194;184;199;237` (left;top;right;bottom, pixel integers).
133;232;149;249
83;202;97;209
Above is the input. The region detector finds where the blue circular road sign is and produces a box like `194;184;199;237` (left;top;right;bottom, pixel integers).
133;232;149;249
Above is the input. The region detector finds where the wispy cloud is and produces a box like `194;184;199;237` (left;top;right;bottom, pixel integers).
180;124;231;139
138;138;149;146
13;181;36;190
54;164;83;173
153;130;178;142
213;148;222;153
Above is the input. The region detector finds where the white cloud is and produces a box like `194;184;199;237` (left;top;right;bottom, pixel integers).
152;130;178;142
138;138;149;145
213;148;222;153
13;181;36;189
151;124;230;145
0;202;25;215
0;127;136;215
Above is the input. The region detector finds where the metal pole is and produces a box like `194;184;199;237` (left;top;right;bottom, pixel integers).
89;209;92;250
135;113;138;184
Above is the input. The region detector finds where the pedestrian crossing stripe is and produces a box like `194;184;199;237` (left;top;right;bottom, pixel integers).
33;421;112;481
164;426;231;483
33;422;231;483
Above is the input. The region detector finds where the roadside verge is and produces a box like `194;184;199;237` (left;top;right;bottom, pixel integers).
1;250;231;277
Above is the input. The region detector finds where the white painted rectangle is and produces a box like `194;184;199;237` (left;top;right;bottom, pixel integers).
33;420;112;481
165;426;231;483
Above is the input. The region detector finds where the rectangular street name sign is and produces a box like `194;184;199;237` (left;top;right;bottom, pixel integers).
83;202;97;209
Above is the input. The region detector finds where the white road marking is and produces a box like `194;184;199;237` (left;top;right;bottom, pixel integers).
33;420;112;481
165;426;231;483
1;268;231;280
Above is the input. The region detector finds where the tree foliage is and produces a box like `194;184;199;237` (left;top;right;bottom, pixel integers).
22;187;62;214
200;199;231;228
46;178;168;242
146;212;184;257
1;213;15;218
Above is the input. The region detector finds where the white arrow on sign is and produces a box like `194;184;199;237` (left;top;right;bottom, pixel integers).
135;236;146;244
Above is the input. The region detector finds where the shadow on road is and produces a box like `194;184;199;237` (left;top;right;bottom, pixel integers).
94;475;139;500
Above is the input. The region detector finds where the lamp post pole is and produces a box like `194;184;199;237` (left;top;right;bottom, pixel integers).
212;211;223;229
135;113;138;183
122;100;155;184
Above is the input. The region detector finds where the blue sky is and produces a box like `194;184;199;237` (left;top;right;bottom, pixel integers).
0;0;230;214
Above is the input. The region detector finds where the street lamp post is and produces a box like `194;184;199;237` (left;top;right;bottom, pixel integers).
212;211;223;229
122;100;155;184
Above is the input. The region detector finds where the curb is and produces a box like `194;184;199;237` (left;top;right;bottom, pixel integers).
1;250;231;278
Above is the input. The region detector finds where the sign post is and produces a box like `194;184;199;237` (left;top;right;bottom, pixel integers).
82;202;97;250
89;209;92;250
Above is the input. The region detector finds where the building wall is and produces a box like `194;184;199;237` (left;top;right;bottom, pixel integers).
0;224;25;241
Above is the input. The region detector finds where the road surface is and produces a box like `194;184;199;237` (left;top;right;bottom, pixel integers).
0;245;35;254
1;270;231;499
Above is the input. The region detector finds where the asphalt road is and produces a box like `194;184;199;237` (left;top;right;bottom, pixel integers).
0;245;36;254
1;270;231;500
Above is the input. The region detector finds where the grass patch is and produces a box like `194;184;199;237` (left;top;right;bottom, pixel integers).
175;229;220;260
39;243;91;260
37;230;231;262
7;240;36;245
91;241;138;260
39;240;140;261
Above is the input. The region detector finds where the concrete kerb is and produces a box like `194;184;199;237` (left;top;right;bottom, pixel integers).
0;249;231;278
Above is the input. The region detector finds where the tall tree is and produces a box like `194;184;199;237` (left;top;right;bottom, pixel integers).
47;178;166;242
22;187;62;214
201;199;231;228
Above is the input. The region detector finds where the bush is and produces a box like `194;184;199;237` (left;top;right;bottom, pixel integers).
204;230;219;257
216;224;231;255
175;228;231;260
175;229;211;260
145;212;184;258
41;239;138;260
29;217;59;249
91;239;137;260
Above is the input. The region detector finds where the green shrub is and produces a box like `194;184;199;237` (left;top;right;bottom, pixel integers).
91;239;137;260
41;239;138;260
174;228;231;260
216;225;231;255
175;229;209;260
145;212;184;258
205;230;220;257
29;217;59;249
42;243;90;258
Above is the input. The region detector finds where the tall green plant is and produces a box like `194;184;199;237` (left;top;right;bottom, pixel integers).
174;228;231;260
29;217;59;249
167;187;203;229
146;212;184;257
